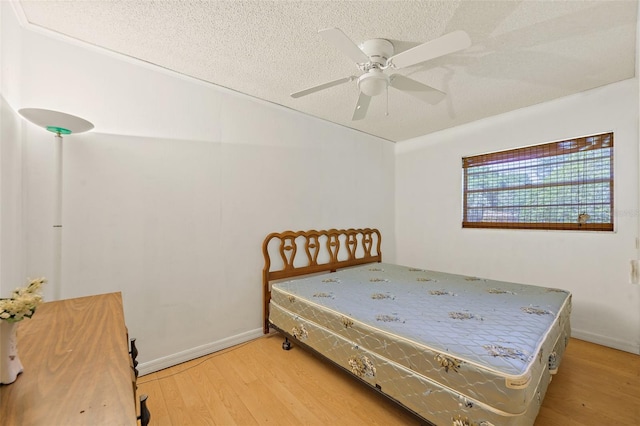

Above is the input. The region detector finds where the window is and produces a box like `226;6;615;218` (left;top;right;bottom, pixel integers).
462;132;613;231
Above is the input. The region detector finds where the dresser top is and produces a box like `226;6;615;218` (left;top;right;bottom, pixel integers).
0;292;137;425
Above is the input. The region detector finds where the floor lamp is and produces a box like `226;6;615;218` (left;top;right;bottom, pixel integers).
18;108;93;300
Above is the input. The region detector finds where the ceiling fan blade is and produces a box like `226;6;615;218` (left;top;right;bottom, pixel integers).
291;76;355;98
319;28;370;64
387;30;471;69
389;74;446;105
352;92;371;121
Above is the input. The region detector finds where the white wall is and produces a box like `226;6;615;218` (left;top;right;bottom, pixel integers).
5;5;395;372
0;2;25;298
0;99;26;299
396;79;640;354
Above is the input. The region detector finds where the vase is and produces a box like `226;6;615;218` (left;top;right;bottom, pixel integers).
0;320;23;384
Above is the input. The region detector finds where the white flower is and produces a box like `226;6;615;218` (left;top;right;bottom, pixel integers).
0;277;46;323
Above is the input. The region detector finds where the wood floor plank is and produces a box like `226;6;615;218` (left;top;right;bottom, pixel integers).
136;377;173;426
215;353;301;424
157;375;198;425
200;359;259;425
253;340;344;424
226;340;323;424
263;375;326;424
172;366;217;426
185;365;240;426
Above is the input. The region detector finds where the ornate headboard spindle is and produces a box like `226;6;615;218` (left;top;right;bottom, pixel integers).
279;237;297;271
304;235;320;266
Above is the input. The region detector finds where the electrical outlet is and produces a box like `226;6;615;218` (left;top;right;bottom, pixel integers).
630;260;639;285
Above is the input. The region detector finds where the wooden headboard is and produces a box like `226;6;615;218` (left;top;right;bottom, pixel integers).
262;228;382;334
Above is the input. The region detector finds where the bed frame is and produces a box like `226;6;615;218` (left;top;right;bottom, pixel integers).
262;228;381;334
261;228;569;426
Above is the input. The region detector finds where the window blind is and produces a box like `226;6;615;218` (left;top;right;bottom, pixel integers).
462;132;613;231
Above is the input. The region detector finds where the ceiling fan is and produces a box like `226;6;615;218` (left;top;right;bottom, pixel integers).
291;28;471;120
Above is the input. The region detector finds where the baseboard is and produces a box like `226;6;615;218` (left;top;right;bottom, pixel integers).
137;328;264;376
571;328;639;355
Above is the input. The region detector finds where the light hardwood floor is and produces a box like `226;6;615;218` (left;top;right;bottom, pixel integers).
137;335;640;425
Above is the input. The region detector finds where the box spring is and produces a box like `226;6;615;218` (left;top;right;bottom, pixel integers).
269;263;571;425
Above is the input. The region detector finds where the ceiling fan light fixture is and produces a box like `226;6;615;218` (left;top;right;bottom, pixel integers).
357;70;389;97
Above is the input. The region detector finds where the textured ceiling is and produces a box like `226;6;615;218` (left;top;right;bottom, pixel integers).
18;1;638;142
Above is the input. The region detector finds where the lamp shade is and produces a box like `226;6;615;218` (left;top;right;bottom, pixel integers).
19;108;94;134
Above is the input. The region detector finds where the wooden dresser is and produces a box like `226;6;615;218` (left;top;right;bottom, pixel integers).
0;292;139;425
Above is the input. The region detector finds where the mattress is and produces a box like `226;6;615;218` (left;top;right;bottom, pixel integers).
269;263;571;426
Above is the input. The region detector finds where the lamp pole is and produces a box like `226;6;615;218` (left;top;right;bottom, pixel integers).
52;132;63;300
19;109;93;300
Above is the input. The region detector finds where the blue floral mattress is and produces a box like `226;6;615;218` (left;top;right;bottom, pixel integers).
269;263;571;425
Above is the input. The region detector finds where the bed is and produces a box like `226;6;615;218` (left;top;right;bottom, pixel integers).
262;228;571;426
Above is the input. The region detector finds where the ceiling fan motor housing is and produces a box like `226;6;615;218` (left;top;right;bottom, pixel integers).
359;38;394;66
357;38;394;96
